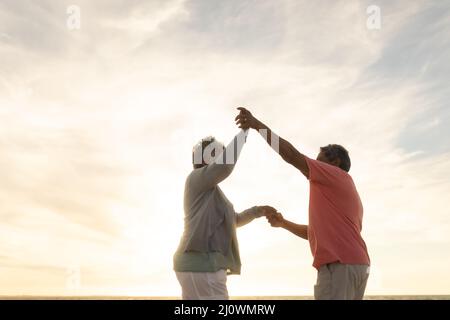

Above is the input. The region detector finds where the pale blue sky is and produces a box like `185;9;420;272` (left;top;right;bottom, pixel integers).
0;0;449;296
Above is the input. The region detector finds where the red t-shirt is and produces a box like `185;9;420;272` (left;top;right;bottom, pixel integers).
305;157;370;269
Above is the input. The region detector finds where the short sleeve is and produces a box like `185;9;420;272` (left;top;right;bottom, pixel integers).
305;156;343;186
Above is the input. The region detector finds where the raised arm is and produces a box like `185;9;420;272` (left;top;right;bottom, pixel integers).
267;212;308;240
235;107;309;178
196;129;249;191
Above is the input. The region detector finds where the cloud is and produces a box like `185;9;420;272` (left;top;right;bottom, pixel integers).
0;0;449;296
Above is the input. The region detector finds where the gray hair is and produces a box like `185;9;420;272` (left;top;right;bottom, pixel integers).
320;144;351;172
192;136;224;168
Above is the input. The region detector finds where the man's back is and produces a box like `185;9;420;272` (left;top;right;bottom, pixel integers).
305;157;370;269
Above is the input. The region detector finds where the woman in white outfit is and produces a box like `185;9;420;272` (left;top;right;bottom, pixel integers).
173;129;274;300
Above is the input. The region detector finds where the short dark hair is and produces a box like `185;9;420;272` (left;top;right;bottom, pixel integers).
192;136;216;169
320;144;351;172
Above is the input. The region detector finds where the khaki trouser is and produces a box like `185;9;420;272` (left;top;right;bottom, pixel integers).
176;270;229;300
314;263;370;300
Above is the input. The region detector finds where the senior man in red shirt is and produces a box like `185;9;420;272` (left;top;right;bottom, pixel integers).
235;107;370;300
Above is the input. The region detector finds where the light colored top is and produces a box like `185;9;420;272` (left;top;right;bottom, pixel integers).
174;130;263;275
305;156;370;269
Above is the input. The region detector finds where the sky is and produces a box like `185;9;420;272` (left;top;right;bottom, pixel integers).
0;0;449;296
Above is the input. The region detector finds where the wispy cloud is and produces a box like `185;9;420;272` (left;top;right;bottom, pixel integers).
0;0;449;295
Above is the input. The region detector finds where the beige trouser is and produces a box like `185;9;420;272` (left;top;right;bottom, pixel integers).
314;263;370;300
176;270;229;300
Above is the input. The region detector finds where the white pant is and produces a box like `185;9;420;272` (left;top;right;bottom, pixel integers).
175;270;229;300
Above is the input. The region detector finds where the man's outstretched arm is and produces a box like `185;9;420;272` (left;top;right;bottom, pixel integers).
235;107;309;178
267;212;308;240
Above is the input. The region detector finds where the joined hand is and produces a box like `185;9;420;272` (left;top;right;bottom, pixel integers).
257;205;277;217
266;212;284;228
